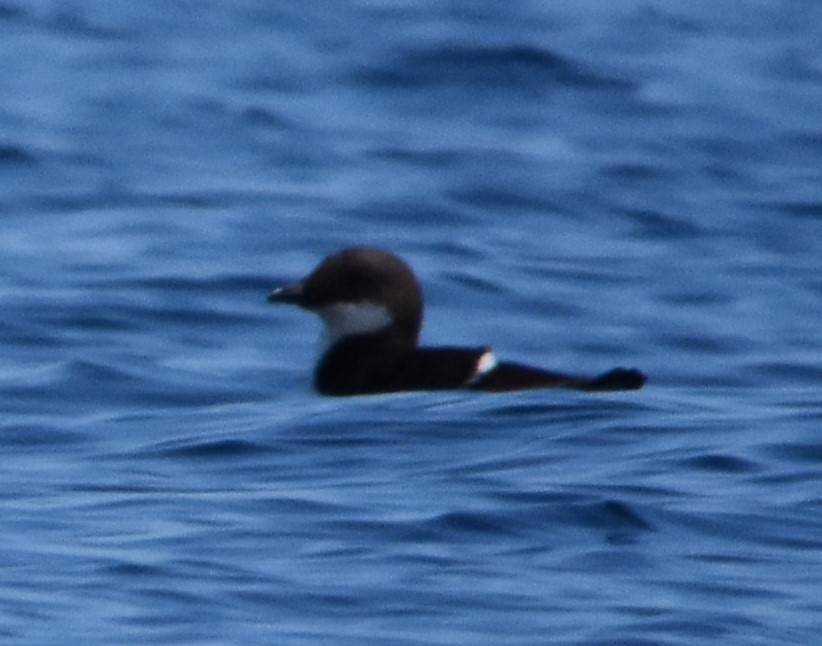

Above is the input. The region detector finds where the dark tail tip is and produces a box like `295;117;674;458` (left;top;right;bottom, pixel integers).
583;367;647;392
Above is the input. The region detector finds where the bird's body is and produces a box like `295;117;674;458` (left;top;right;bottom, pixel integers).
269;247;646;396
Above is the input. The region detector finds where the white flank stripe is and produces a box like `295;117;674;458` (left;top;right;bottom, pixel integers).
467;349;498;385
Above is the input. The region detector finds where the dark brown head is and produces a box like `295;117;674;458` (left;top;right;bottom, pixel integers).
269;247;424;349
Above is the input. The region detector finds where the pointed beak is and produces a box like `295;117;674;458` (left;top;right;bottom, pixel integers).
267;282;305;306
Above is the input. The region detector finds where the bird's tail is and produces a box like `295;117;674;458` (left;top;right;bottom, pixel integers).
471;363;646;393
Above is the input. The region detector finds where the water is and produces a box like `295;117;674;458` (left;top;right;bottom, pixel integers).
2;1;822;643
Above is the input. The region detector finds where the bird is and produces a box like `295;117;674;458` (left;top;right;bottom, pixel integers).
268;247;646;396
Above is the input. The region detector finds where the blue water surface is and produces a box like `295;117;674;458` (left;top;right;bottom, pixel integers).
2;1;822;644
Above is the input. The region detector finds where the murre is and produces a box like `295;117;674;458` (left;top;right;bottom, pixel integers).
268;247;646;396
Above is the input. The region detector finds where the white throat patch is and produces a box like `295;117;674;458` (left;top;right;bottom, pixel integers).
317;302;393;348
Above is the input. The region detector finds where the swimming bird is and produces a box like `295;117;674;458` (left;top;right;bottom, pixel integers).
268;247;646;396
